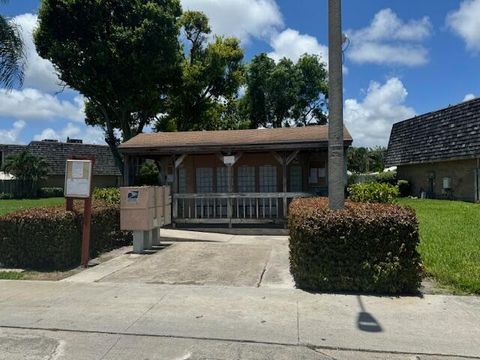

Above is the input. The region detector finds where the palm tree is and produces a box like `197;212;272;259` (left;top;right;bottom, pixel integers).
2;151;49;197
0;0;25;88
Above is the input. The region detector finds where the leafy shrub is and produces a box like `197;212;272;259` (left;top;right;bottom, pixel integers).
39;187;64;198
375;171;397;185
93;187;120;205
0;201;132;270
348;182;399;204
0;193;14;200
397;180;411;197
137;162;160;185
288;197;422;294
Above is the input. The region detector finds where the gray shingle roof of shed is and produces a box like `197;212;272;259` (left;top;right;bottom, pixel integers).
385;98;480;166
27;141;121;176
1;141;121;176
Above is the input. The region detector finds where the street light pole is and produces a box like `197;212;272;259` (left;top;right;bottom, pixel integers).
328;0;345;210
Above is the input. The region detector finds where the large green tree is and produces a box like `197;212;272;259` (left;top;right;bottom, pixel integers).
347;146;387;173
242;53;328;128
157;11;245;132
0;0;25;88
34;0;183;170
2;151;49;198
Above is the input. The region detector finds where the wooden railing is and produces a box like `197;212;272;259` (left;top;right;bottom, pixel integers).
173;192;311;224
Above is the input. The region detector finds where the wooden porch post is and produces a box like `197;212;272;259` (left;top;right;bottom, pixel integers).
272;151;299;220
282;155;288;219
123;155;130;186
172;156;178;227
172;154;187;228
227;165;233;228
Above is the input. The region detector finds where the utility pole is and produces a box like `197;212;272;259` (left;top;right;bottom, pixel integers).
328;0;345;210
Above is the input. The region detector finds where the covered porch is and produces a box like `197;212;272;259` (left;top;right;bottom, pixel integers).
118;126;352;227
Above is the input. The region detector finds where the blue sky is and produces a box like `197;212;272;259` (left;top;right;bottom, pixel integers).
0;0;479;147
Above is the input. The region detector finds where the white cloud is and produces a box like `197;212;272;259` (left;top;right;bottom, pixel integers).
0;120;26;144
463;93;476;101
34;123;105;144
181;0;283;43
344;78;416;147
447;0;480;52
12;13;62;93
0;88;85;122
268;28;328;63
347;8;432;66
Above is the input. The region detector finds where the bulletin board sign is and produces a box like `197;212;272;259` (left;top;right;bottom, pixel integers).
64;159;93;198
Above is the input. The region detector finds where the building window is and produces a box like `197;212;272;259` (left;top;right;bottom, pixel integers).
259;165;277;192
178;167;187;193
238;166;255;192
196;167;213;193
289;165;302;192
217;167;228;193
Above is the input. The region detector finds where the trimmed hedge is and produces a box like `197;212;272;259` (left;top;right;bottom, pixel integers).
39;187;64;198
397;180;411;197
289;198;422;294
0;201;132;270
348;182;399;204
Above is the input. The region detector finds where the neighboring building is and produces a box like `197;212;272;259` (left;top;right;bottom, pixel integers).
0;139;122;188
385;98;480;202
119;125;353;226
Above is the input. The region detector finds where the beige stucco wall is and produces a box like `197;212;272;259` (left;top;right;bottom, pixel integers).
397;159;479;202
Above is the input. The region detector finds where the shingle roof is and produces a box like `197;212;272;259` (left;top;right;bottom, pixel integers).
0;141;121;176
27;141;122;176
385;98;480;166
119;126;353;154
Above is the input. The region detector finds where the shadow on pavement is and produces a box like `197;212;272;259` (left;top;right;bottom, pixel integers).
357;295;383;333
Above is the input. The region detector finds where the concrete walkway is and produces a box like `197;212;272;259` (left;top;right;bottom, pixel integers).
0;280;479;359
64;230;294;288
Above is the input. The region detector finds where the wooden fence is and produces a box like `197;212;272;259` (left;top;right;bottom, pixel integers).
0;180;35;198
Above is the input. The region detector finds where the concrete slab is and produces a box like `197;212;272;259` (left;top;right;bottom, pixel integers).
0;281;479;358
298;293;480;358
126;286;300;345
160;229;236;243
260;243;294;289
0;327;328;360
62;252;141;283
0;281;171;333
100;242;273;287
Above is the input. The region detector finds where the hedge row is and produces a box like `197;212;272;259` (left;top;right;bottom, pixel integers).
289;197;422;294
0;201;132;270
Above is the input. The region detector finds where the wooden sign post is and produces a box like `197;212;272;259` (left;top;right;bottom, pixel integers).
64;156;95;268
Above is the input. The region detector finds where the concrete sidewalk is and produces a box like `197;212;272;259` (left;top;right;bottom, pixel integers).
0;280;479;359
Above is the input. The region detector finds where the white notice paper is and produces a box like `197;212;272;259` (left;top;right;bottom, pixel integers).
72;161;84;178
66;179;89;197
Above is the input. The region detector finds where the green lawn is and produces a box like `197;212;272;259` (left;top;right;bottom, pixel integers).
0;197;65;216
398;198;480;294
0;271;25;280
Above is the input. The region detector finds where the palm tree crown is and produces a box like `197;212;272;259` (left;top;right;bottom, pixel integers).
0;0;25;88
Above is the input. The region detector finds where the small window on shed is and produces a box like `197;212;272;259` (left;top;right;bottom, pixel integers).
178;167;187;193
217;167;228;192
289;165;302;192
259;165;277;192
238;166;255;192
196;167;213;193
